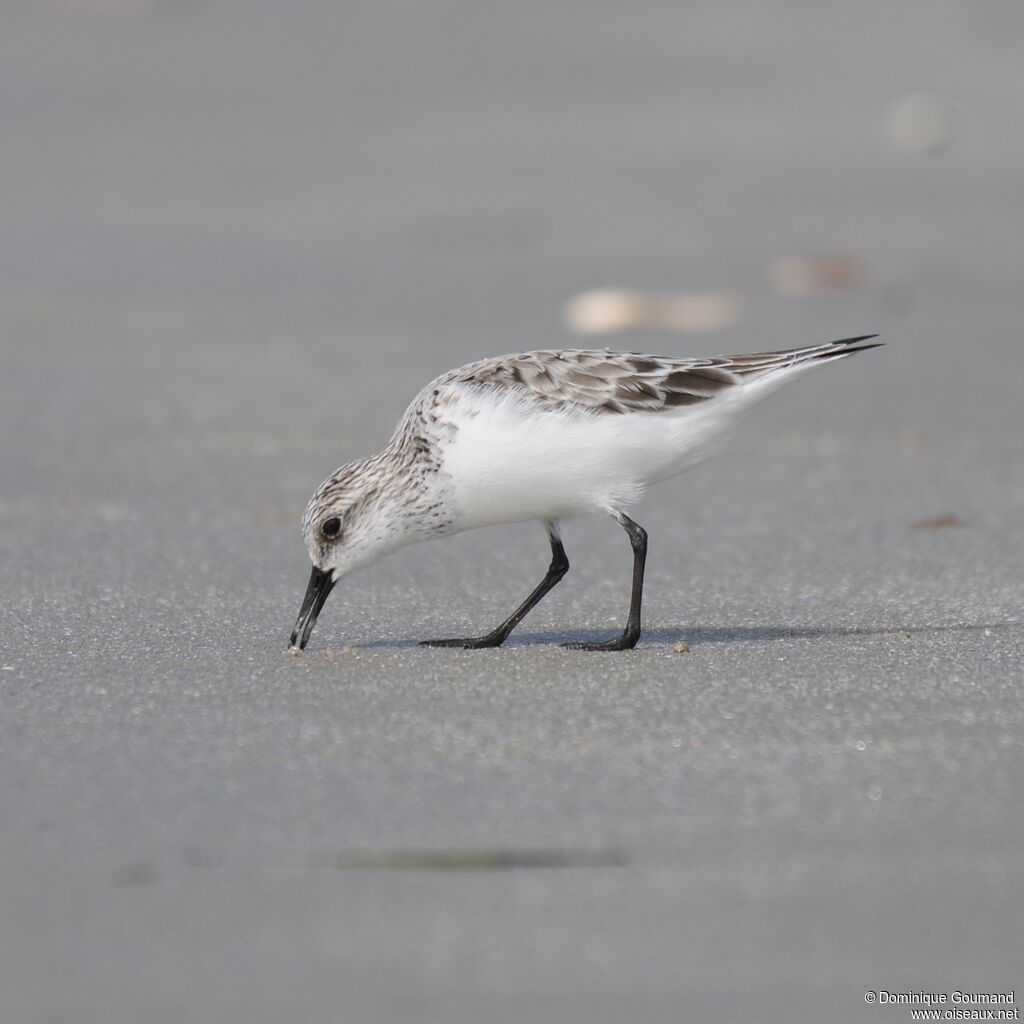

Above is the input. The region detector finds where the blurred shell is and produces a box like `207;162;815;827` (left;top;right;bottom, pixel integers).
565;289;740;334
768;253;863;296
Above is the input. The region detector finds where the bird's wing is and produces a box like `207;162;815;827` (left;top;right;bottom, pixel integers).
446;337;877;416
448;349;738;414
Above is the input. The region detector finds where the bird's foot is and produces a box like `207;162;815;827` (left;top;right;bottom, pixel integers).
419;634;505;649
561;633;639;652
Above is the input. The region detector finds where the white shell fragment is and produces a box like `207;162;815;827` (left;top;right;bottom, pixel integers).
565;289;741;335
768;252;863;296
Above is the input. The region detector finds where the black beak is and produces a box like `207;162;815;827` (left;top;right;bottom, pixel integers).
289;565;336;650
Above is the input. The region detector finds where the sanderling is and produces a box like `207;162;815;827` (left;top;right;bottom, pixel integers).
290;335;880;652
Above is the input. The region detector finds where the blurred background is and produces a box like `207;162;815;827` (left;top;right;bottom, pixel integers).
1;2;1022;1022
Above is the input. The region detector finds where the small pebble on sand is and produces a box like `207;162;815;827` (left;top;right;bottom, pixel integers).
912;514;964;529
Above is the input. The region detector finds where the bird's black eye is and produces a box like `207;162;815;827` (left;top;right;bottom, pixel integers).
322;517;341;540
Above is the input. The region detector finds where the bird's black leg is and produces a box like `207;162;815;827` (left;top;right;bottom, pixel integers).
563;511;647;651
419;522;569;648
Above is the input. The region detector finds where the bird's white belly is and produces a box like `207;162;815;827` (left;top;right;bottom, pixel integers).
439;392;743;529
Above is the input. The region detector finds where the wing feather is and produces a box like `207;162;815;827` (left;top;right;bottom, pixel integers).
444;337;877;415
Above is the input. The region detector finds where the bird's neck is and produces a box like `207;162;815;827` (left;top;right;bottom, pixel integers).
368;433;455;541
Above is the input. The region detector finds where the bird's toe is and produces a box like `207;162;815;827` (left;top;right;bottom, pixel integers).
419;636;504;649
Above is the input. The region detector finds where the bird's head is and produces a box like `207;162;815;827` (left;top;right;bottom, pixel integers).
289;457;406;650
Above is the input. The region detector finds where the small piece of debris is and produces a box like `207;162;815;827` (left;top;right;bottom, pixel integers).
672;641;690;654
1;666;14;672
768;252;863;296
323;646;354;659
899;631;912;640
564;289;741;335
286;645;302;657
912;514;965;529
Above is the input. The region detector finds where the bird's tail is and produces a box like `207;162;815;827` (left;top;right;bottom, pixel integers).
727;335;882;378
721;334;881;412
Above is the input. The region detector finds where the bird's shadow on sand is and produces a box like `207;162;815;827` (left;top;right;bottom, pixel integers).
509;622;1013;648
358;622;1015;650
